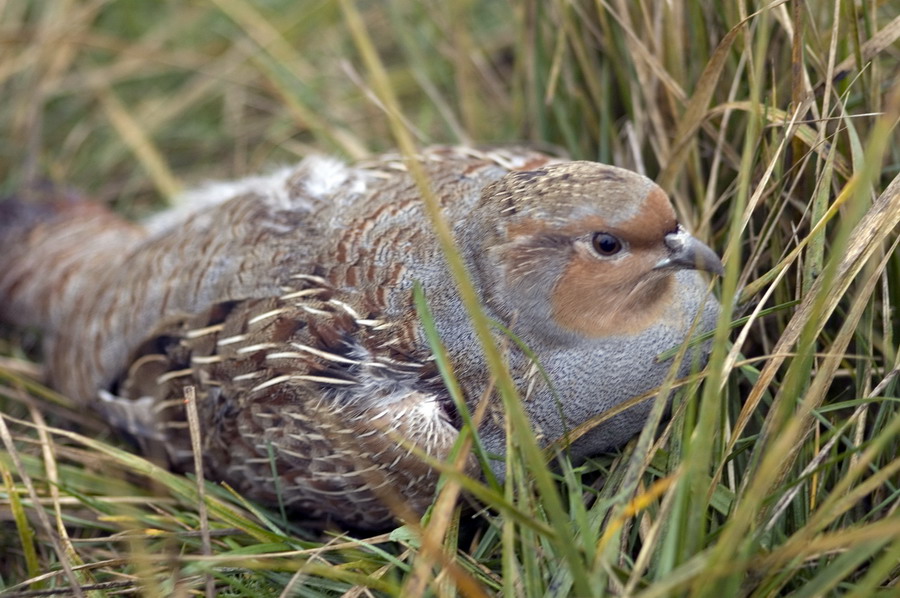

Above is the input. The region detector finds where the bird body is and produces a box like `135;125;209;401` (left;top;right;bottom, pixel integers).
0;146;721;528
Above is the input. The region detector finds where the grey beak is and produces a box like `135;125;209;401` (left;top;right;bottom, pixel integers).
654;226;724;275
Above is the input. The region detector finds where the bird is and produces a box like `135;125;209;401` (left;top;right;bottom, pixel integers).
0;146;722;529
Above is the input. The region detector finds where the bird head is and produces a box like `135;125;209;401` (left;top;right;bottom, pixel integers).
470;161;723;343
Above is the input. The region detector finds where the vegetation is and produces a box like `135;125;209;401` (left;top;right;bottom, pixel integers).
1;0;899;595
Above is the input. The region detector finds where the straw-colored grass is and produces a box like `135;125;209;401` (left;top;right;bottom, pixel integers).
2;1;899;596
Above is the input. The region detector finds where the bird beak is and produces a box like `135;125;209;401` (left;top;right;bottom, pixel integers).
654;226;724;275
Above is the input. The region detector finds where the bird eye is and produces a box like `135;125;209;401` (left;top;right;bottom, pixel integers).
591;232;623;256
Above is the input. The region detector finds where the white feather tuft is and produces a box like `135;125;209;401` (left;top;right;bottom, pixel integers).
143;166;297;234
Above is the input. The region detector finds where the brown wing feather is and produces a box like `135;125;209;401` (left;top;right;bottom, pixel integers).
99;279;464;528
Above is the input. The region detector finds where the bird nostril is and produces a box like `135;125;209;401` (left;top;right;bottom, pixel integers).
664;228;689;253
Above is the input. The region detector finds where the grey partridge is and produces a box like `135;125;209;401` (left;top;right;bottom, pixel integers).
0;146;722;529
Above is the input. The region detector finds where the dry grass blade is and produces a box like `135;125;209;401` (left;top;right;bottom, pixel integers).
0;412;84;597
208;0;369;159
96;86;182;201
708;169;900;579
731;168;900;460
656;9;746;191
819;13;900;90
184;385;215;598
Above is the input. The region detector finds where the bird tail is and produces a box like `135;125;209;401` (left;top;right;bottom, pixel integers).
0;187;146;332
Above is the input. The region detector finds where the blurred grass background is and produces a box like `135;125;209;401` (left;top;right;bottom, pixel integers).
1;0;899;596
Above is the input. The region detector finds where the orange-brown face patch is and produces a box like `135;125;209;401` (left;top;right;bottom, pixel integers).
504;183;681;337
505;187;675;243
551;250;674;337
611;188;677;247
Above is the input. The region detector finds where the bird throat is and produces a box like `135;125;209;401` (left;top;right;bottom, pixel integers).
550;269;674;338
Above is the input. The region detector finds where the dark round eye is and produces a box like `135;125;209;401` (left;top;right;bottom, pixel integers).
591;232;623;256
